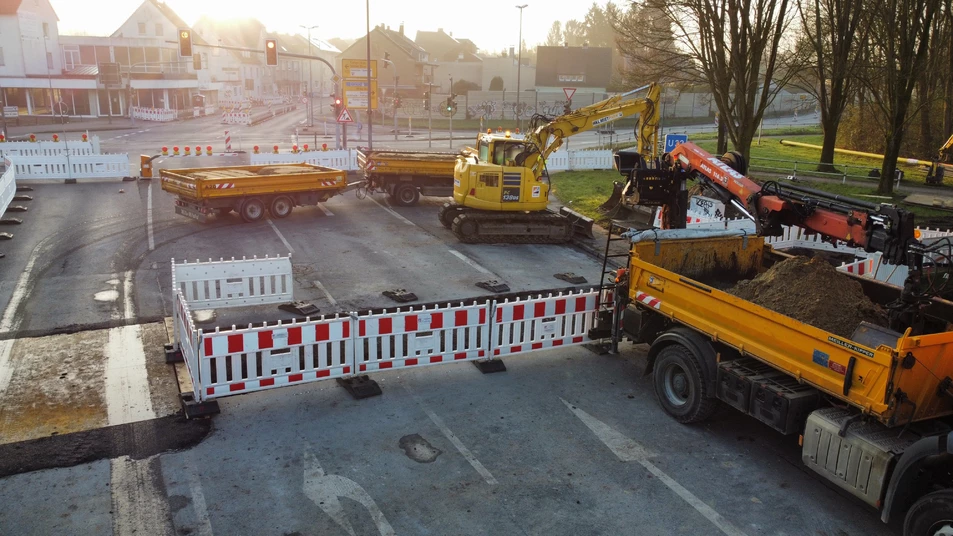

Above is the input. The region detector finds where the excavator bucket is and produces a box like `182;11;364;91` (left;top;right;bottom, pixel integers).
598;181;626;213
559;206;595;239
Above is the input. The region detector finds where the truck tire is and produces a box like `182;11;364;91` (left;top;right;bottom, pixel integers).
240;198;265;223
653;344;718;424
904;489;953;536
269;196;293;219
393;184;420;207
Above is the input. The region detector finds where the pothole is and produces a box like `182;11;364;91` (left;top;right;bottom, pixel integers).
398;434;442;463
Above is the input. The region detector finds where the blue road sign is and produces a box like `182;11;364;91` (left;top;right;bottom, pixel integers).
665;134;688;152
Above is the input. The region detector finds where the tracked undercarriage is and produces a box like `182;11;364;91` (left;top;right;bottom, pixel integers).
439;202;577;244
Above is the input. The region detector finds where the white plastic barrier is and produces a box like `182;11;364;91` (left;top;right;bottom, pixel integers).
132;106;176;122
174;290;201;401
0;137;101;157
354;301;491;373
0;157;15;216
222;112;252;125
172;256;293;310
199;314;353;398
491;289;600;358
10;153;130;180
250;150;355;170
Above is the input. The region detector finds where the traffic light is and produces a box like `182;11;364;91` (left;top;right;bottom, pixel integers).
331;95;343;115
178;28;192;58
394;95;401;109
445;97;453;112
265;39;278;66
192;53;202;70
423;91;430;105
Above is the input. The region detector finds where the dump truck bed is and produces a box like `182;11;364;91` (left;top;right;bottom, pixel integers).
159;163;346;202
356;149;457;176
628;235;953;426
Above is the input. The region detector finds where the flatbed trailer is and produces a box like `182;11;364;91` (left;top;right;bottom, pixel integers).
159;163;346;223
356;149;458;206
604;231;953;535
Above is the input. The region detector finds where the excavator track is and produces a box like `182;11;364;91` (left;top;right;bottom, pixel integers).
450;211;573;244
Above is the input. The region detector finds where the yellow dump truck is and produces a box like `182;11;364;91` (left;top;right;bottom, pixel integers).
159;163;347;223
356;149;458;206
597;230;953;535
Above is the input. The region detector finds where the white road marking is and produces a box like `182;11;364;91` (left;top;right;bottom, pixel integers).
312;279;338;305
146;182;155;250
123;270;135;320
111;456;175;536
267;218;295;255
447;248;493;275
0;242;41;332
105;325;156;426
317;203;334;216
186;456;214;536
303;446;396;536
406;385;498;485
0;340;14;397
561;399;748;536
367;196;415;226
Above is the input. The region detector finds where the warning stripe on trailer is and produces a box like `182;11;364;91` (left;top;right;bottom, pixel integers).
635;291;662;310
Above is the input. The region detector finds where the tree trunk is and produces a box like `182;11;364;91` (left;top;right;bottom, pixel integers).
879;128;905;194
818;116;839;173
716;120;728;155
919;74;934;156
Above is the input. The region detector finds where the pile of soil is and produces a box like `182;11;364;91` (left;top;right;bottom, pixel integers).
728;256;887;338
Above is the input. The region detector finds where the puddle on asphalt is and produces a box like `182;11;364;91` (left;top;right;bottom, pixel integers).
194;310;216;324
399;434;442;463
93;290;119;302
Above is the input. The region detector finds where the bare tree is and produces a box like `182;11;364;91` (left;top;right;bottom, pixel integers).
792;0;869;172
863;0;943;193
616;0;797;159
612;1;701;87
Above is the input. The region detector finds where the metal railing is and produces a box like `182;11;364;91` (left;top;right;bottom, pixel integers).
748;156;905;188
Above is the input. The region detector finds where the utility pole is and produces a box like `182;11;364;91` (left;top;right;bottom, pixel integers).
365;0;373;149
428;77;433;148
449;75;453;149
515;4;527;132
300;25;318;127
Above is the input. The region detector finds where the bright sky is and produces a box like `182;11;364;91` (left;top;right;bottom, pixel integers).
49;0;613;51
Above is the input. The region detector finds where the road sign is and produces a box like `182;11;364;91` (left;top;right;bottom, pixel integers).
337;107;354;123
331;74;341;84
300;97;308;104
664;133;688;152
563;87;576;101
342;78;378;110
342;59;377;79
99;62;121;86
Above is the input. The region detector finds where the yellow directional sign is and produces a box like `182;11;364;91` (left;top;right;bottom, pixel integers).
342;59;378;79
343;78;378;110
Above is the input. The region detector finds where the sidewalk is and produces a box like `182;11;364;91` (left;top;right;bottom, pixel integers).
4;117;139;137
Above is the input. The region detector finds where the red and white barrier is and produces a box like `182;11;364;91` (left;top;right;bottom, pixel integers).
199;315;353;398
132;106;176;122
222;112;252;125
491;289;600;358
354;301;491;373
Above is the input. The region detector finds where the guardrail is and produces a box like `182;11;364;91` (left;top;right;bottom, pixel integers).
748;156;906;186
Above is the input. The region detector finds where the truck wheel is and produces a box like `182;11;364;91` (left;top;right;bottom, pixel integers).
653;344;718;424
904;489;953;536
240;198;265;223
215;207;232;217
269;196;293;218
393;184;420;206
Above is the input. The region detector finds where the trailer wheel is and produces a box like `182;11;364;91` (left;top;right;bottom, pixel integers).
653;344;718;424
904;489;953;536
240;198;265;223
393;184;420;207
269;196;293;218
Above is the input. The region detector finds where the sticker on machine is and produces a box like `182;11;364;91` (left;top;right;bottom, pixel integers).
827;336;875;358
532;185;540;198
454;178;460;187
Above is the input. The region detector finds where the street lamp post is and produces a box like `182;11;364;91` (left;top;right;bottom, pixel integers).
300;25;318;128
428;75;433;148
515;4;527;132
365;0;372;149
449;75;453;149
42;34;60;124
382;58;398;140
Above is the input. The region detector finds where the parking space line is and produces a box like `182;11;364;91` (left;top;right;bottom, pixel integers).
447;248;493;275
186;456;214;536
406;385;498;485
312;279;337;305
561;399;747;536
367;196;416;226
267;218;295;255
147;182;155;251
1;243;40;332
317;203;334;217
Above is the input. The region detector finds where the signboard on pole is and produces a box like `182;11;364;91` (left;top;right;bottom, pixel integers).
342;78;378;110
342;59;378;79
664;133;688;152
99;62;121;86
563;87;576;101
337;107;354;123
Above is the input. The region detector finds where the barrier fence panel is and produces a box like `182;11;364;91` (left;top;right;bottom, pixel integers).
198;315;353;400
0;158;15;215
492;289;600;358
250;150;355;170
68;153;130;179
353;301;491;373
172;255;293;310
174;290;201;401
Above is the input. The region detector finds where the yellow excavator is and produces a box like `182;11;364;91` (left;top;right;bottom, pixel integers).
926;133;953;185
438;83;661;243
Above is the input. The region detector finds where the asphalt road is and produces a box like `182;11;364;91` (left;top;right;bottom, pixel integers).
0;113;898;536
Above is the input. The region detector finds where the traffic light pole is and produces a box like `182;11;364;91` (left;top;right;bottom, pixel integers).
428;79;433;149
449;76;453;149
